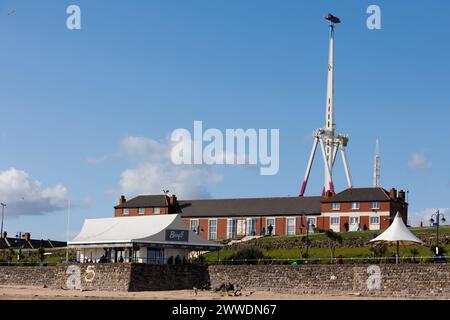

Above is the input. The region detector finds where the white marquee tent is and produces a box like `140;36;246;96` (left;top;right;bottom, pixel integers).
369;212;423;263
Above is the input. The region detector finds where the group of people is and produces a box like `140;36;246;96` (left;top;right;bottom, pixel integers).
260;224;274;236
342;222;369;232
167;255;187;265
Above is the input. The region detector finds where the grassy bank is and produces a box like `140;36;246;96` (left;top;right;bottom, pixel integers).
204;226;450;263
0;247;77;265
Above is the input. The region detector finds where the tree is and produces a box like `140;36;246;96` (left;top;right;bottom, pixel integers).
324;229;343;263
299;237;311;260
409;247;419;263
38;246;46;263
369;243;388;263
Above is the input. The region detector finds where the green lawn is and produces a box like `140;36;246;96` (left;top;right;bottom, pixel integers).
254;225;450;243
0;247;76;264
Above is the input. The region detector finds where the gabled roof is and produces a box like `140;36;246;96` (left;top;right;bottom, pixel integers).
114;195;168;209
321;187;391;203
176;196;322;218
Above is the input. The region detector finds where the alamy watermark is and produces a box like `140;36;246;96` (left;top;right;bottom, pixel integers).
66;5;81;30
367;5;381;30
170;121;279;176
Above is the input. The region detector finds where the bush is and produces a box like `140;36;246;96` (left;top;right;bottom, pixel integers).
226;247;267;265
190;254;206;265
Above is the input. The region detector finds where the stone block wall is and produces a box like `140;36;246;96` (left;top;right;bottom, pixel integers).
0;263;448;298
129;264;209;292
207;264;450;298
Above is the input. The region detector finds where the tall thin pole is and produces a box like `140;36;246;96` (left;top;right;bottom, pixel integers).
66;199;70;263
396;241;399;264
436;210;440;250
0;203;6;237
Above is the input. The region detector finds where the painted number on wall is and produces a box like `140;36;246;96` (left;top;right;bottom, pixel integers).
366;265;382;290
65;265;96;289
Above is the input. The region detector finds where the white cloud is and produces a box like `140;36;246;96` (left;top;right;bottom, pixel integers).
409;208;449;227
0;168;68;217
119;136;223;199
408;153;432;171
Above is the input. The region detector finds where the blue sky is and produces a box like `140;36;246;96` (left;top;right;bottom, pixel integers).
0;0;449;240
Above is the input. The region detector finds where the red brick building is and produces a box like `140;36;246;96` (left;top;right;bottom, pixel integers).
113;187;408;241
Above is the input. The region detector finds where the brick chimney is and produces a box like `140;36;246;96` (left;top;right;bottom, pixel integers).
389;188;397;200
324;190;333;199
23;232;31;242
118;195;126;205
169;195;178;207
398;190;406;202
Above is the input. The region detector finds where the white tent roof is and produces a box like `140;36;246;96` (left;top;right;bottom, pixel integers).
369;212;423;245
68;214;220;250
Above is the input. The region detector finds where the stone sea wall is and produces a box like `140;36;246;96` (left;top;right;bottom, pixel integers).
0;263;448;298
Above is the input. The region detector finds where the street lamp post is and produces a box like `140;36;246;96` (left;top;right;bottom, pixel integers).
301;212;310;257
1;203;6;237
66;199;71;263
429;209;446;255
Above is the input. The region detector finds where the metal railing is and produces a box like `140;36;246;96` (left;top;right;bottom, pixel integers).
206;255;450;265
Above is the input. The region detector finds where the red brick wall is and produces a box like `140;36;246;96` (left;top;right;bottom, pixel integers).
114;206;169;217
197;219;209;239
390;202;408;225
275;217;285;236
360;216;370;230
380;216;390;230
317;216;330;231
217;219;227;240
322;201;390;212
296;217;303;235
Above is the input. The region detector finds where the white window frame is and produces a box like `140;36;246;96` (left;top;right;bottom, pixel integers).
331;203;340;210
138;208;145;215
306;217;317;230
227;219;237;240
307;217;316;232
153;207;161;214
208;219;217;240
351;202;360;210
371;202;380;210
190;219;199;232
246;218;257;236
370;216;380;225
266;217;276;235
350;217;359;225
122;208;129;215
330;217;340;225
286;217;296;236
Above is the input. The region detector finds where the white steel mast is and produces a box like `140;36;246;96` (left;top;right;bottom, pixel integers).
373;139;381;187
299;13;353;196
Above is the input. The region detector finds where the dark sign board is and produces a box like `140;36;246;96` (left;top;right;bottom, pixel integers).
165;229;189;242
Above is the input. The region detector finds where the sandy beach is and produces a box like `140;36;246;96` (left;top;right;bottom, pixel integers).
0;285;438;300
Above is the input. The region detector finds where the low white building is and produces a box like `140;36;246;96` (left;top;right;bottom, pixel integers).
69;214;221;264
